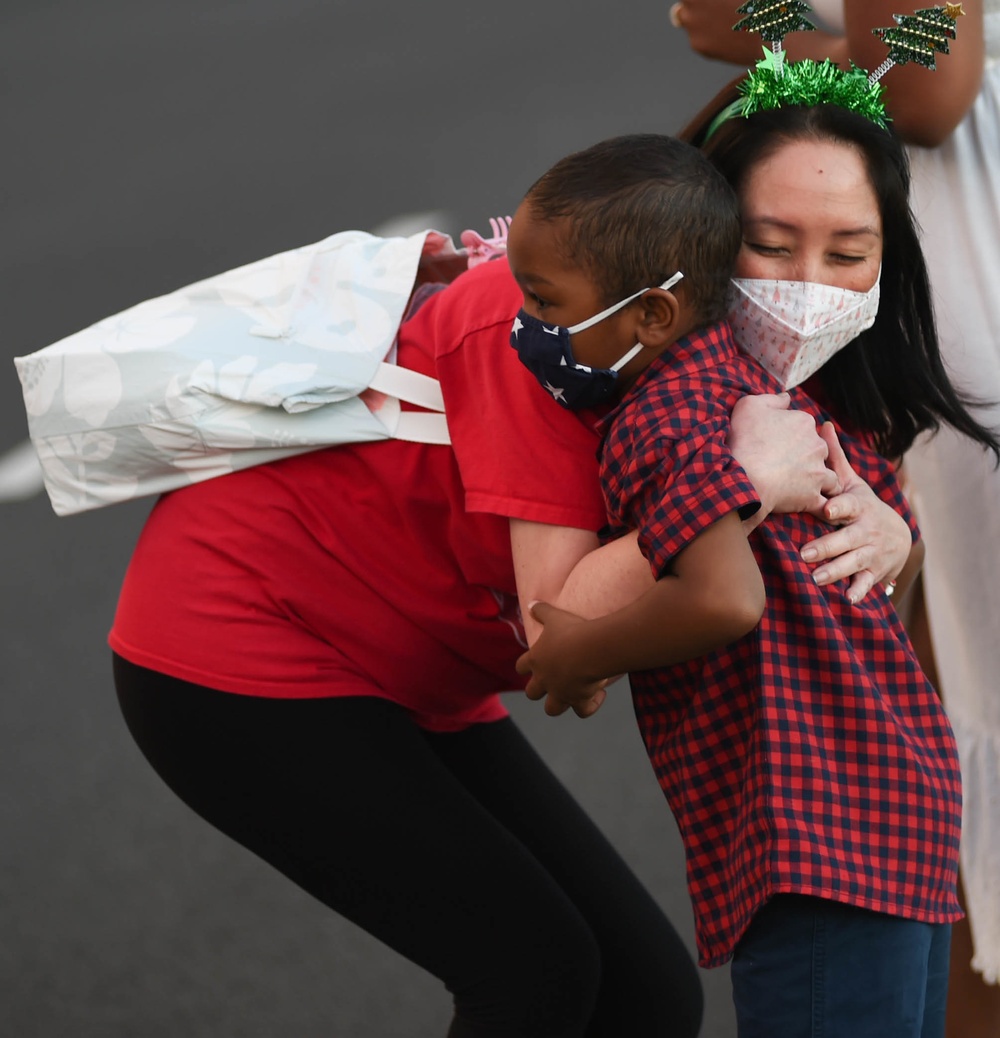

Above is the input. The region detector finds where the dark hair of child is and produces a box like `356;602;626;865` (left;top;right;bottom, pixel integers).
523;134;742;325
681;84;1000;463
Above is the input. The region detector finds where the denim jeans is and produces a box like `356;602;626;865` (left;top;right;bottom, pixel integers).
731;894;952;1038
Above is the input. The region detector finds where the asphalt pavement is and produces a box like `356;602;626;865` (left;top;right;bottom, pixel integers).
1;3;736;1034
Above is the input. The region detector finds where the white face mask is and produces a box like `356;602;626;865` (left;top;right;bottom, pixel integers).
726;273;881;389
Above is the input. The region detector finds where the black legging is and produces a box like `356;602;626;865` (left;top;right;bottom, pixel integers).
114;654;702;1038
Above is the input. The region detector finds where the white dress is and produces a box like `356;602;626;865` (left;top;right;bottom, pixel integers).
810;0;1000;984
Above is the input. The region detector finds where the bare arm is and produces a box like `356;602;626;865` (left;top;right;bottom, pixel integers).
515;511;765;715
551;530;652;616
555;393;839;609
509;519;601;646
834;0;983;145
511;394;833;636
511;394;871;646
673;0;844;65
674;0;984;145
509;395;907;714
510;520;652;717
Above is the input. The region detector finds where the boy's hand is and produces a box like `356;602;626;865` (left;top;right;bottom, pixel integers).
516;601;610;719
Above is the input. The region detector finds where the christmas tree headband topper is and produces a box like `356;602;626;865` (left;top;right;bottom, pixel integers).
704;2;965;138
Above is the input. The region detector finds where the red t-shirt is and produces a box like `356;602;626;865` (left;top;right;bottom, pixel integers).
109;260;606;731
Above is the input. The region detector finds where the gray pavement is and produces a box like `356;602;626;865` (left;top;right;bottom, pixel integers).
1;2;736;1034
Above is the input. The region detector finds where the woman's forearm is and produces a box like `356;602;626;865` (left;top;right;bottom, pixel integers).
553;531;654;620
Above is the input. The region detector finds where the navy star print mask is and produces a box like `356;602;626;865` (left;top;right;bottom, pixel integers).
510;272;683;410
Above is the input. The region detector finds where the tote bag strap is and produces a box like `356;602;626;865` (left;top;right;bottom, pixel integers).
368;361;450;444
368;361;445;412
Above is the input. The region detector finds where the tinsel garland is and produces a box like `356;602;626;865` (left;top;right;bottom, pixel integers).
737;49;889;128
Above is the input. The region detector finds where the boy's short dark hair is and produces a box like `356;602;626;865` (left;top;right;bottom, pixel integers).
524;134;741;322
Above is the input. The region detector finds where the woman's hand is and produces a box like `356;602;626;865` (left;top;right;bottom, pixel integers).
729;393;841;525
800;423;912;603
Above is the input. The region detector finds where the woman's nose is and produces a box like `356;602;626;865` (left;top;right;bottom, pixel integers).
794;259;822;285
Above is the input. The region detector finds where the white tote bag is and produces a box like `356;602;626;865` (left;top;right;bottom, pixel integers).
14;229;461;516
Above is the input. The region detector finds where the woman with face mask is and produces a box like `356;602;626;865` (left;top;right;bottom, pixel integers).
656;70;999;1036
673;6;1000;1030
506;93;999;1038
684;101;994;466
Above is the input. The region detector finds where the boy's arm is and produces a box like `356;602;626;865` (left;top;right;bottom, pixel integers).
515;510;765;715
510;393;835;634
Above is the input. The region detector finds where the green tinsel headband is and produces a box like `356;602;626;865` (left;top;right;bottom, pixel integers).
704;2;965;140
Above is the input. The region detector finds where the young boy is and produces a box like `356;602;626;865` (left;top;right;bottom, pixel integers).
506;134;962;1035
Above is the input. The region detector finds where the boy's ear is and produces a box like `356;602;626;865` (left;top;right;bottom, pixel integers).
635;287;686;347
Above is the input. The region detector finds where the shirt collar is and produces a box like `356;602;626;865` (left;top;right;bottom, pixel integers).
599;319;738;432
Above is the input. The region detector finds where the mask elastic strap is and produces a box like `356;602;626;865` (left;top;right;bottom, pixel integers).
567;271;684;335
609;341;645;372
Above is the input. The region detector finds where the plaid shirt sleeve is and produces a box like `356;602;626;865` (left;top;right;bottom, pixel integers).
602;384;760;579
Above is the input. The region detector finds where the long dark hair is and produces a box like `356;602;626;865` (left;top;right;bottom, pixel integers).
682;86;1000;462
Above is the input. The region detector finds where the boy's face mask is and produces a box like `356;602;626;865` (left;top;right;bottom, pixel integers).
510;272;684;411
726;273;881;389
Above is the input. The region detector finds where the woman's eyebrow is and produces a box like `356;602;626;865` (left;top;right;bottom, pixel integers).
741;216;800;235
832;225;881;239
743;216;880;238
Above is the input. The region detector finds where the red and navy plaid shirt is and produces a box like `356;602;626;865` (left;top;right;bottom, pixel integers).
599;321;962;967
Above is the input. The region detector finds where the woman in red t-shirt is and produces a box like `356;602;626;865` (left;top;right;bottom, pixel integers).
110;258;895;1037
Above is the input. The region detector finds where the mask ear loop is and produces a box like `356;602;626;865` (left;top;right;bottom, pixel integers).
567;271;684;335
608;341;645;372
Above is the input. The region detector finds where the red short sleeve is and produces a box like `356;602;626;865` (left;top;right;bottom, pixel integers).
398;261;608;532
